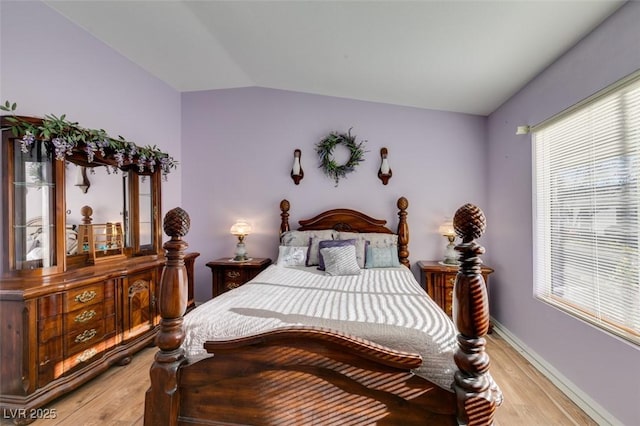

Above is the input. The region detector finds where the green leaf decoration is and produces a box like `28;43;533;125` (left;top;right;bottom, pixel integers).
1;101;177;177
316;128;367;186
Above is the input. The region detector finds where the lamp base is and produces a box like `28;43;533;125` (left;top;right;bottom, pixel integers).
233;241;249;262
232;255;251;262
442;240;459;266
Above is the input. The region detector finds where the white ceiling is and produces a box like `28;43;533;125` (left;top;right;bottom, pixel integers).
44;0;625;116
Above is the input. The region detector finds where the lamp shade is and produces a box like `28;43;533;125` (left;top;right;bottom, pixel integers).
230;220;252;236
438;221;455;237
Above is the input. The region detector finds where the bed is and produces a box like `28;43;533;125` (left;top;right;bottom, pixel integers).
144;197;501;425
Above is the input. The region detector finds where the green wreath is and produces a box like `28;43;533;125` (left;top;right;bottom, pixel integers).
316;128;366;186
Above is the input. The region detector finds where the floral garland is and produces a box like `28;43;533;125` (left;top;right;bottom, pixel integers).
316;128;366;186
0;101;177;178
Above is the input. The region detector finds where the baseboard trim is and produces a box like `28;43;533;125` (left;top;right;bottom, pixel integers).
490;319;622;426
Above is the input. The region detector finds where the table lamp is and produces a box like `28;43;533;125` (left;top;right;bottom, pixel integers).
438;220;459;265
230;220;252;261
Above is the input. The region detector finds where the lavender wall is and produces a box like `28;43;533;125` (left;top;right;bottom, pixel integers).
486;2;640;424
4;0;636;422
181;87;488;301
0;1;182;273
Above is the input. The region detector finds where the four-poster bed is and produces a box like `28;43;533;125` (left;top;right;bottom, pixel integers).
144;197;501;425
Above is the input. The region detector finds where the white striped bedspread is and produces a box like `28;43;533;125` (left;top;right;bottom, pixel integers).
182;264;458;391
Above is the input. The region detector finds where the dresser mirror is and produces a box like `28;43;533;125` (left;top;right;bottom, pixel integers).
64;162;130;264
63;161;160;267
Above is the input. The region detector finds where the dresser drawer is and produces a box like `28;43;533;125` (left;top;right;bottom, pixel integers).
65;303;104;333
38;316;63;343
64;341;106;373
65;284;105;312
65;319;105;355
38;338;64;387
38;293;63;319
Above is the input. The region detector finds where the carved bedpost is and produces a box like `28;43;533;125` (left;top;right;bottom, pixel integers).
280;199;290;234
144;207;191;426
397;197;410;268
452;204;502;425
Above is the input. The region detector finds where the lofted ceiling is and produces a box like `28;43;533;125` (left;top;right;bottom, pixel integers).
44;0;625;116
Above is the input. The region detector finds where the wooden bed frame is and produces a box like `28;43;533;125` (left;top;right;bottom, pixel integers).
144;197;501;425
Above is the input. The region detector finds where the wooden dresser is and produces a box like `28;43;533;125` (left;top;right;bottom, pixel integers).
1;258;166;422
206;258;272;298
417;260;494;320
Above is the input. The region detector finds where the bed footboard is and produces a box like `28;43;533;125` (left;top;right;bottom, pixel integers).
176;327;456;425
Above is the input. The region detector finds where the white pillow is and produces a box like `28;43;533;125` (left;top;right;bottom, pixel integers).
277;246;307;267
280;230;338;266
320;245;361;276
338;232;398;248
280;230;337;247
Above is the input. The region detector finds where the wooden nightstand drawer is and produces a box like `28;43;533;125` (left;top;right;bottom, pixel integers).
441;273;457;317
222;268;245;290
207;258;272;298
418;261;494;326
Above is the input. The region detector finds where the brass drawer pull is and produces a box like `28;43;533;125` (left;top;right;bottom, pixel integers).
226;271;241;279
129;279;149;297
74;290;97;304
448;277;456;285
77;348;97;363
75;328;97;343
226;282;240;290
74;309;97;323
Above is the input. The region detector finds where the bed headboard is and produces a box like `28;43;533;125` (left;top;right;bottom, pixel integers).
279;197;410;267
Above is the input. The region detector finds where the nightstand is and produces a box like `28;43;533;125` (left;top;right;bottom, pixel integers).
184;252;200;311
417;261;494;327
206;257;272;298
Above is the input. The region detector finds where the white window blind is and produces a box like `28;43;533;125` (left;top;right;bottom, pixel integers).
533;73;640;345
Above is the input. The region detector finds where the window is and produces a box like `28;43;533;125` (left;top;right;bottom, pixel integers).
533;71;640;345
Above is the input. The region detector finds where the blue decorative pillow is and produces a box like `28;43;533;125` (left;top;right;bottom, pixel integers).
365;245;401;268
317;239;356;270
320;245;361;276
338;232;396;267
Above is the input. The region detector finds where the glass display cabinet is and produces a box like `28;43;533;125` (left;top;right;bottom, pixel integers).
6;136;64;273
0;115;167;422
2;117;163;276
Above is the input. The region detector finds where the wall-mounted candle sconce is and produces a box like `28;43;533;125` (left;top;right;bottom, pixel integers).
377;147;392;185
291;149;304;185
75;166;91;193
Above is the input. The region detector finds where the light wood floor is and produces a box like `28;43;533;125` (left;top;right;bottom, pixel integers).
6;333;596;426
